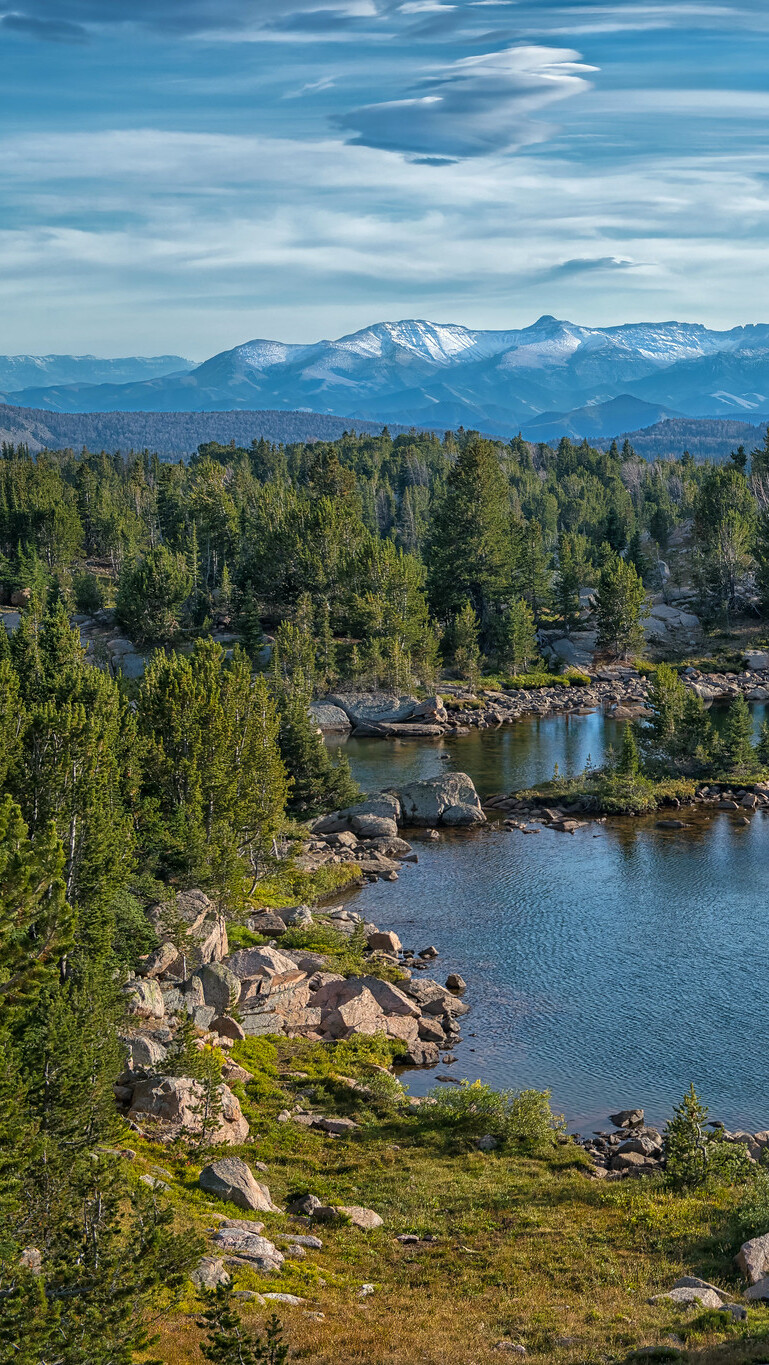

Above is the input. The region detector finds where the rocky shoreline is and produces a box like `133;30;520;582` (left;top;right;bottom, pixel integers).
310;661;769;741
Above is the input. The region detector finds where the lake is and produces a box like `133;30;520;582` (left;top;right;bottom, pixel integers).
332;714;769;1133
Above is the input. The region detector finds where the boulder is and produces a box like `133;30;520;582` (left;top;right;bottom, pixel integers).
313;794;401;840
745;1277;769;1301
211;1016;246;1042
746;651;769;670
136;942;179;978
190;1257;230;1291
397;773;485;828
211;1227;284;1274
148;890;227;972
327;691;418;726
308;703;352;732
367;930;402;955
127;1075;249;1144
199;1157;279;1213
650;1286;722;1309
412;696;449;723
609;1108;644;1129
124;1033;168;1070
124;978;165;1020
247;911;290;937
336;1205;383;1231
736;1231;769;1283
227;946;299;981
446;974;467;992
195;962;241;1014
672;1276;730;1304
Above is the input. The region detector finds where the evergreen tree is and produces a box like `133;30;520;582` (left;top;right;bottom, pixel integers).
276;686;359;814
721;692;755;774
450;600;482;685
757;718;769;767
426;438;513;634
199;1287;288;1365
553;534;584;634
493;597;537;675
616;724;640;778
644;663;686;754
116;544;192;644
595;556;647;658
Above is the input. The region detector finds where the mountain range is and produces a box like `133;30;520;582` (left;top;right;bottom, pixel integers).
4;317;769;439
0;353;192;394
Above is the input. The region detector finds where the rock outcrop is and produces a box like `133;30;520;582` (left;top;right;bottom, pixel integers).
199;1157;279;1212
127;1075;249;1144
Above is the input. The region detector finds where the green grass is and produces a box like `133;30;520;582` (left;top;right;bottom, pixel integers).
131;1039;769;1365
251;861;363;910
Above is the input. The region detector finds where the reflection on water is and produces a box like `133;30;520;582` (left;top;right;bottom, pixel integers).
332;720;769;1131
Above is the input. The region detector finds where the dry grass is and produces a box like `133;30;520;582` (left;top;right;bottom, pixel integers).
131;1050;769;1365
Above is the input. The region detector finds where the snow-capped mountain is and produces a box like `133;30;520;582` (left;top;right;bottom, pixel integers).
7;317;769;434
0;353;192;393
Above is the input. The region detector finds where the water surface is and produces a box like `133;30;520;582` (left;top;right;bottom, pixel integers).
333;719;769;1131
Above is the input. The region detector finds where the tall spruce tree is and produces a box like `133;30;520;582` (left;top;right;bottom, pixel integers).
595;556;647;658
426;438;513;637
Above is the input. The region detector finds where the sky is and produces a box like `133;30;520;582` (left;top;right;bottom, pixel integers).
3;0;769;357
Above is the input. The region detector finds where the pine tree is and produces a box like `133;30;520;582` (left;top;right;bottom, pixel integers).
426;438;513;633
450;600;481;685
757;718;769;768
616;724;640;778
0;797;71;1011
644;663;686;755
493;597;536;675
722;692;755;774
554;534;583;634
276;686;359;814
663;1084;710;1189
199;1286;288;1365
595;556;647;658
515;519;551;622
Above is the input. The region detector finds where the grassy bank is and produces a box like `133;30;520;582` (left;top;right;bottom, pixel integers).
124;1037;769;1365
509;772;700;816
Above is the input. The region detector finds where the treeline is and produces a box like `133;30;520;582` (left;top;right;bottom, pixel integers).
6;425;767;689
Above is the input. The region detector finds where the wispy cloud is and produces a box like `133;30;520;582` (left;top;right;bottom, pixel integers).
338;45;596;157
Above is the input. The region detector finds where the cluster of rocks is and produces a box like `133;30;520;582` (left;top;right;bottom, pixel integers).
189;1155;383;1299
114;887;471;1138
576;1107;769;1181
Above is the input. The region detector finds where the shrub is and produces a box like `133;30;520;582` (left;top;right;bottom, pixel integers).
226;924;269;951
664;1084;753;1189
73;570;105;615
420;1080;564;1151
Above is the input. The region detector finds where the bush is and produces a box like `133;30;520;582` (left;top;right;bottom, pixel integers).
226;924;269;951
420;1080;564;1151
502;671;588;689
664;1084;753;1189
73;570;105;616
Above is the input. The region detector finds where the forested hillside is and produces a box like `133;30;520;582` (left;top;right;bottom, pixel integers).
4;426;769;1362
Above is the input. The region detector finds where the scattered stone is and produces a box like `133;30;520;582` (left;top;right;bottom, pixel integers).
311;1116;359;1136
136;941;179;978
199;1157;280;1213
478;1134;498;1151
262;1293;305;1305
335;1205;383;1230
736;1231;769;1283
445;973;466;992
650;1287;723;1309
20;1247;42;1274
211;1227;284;1273
609;1108;644;1129
276;1234;323;1250
288;1193;322;1216
721;1303;748;1321
493;1344;526;1355
195;962;241;1014
418;946;439;959
190;1257;231;1291
210;1015;246;1042
358;1283;375;1298
396;1234;420;1244
745;1277;769;1301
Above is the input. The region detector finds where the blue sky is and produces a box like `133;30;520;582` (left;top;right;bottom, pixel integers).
3;0;769;356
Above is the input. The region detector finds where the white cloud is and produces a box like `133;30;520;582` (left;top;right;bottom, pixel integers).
337;44;597;157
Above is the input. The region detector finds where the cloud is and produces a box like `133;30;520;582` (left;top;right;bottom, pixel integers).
337;44;596;157
0;1;369;41
547;255;643;277
0;11;88;40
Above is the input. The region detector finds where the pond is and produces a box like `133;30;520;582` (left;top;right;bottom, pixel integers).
332;714;769;1132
